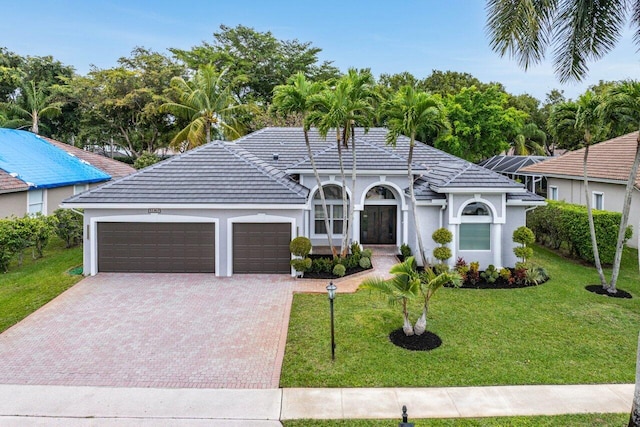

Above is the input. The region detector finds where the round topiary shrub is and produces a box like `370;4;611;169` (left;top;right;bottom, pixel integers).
332;264;346;277
290;257;312;273
359;256;371;269
432;227;453;245
433;246;452;263
290;236;312;257
513;226;535;246
361;248;372;259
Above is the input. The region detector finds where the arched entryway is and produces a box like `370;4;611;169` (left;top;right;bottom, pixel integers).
360;185;398;244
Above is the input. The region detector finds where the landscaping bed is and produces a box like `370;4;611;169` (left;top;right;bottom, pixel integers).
301;254;372;279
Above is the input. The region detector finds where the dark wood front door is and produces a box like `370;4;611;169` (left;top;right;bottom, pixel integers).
360;205;397;244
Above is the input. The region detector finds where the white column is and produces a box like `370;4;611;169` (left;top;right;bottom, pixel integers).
353;207;362;245
402;209;409;246
448;223;457;267
492;223;502;268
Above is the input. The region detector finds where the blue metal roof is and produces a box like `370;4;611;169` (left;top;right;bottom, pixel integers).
0;129;111;189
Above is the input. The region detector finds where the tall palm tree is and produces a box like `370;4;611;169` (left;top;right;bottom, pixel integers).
161;65;245;150
548;93;607;287
599;80;640;293
512;123;546;155
486;0;635;83
359;256;422;336
272;73;336;257
385;86;450;265
307;70;375;256
0;80;63;134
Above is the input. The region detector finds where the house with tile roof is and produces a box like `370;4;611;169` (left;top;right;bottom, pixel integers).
0;128;135;218
62;127;545;276
479;155;549;195
520;131;640;248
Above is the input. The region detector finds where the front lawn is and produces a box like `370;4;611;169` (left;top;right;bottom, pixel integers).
0;237;83;332
280;245;640;387
282;413;628;426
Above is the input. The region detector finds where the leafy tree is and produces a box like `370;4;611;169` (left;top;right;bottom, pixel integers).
161;65;247;149
385;86;449;264
272;73;336;256
170;24;339;105
53;209;83;248
0;80;63;134
435;85;527;162
72;47;184;157
598;80;640;293
0;47;24;102
422;70;504;96
133;152;161;169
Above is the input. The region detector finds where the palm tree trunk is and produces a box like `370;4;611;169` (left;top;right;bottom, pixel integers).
609;135;640;292
402;299;414;336
345;124;356;256
305;128;336;257
408;137;427;266
336;128;349;256
414;305;427;336
583;142;607;287
205;122;211;144
629;331;640;427
32;109;38;135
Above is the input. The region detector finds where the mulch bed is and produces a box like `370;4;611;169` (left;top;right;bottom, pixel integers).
300;254;372;279
585;285;633;299
389;328;442;351
452;277;545;289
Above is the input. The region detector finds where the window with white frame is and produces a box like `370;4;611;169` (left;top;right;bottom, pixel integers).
313;185;347;235
74;184;89;195
593;192;604;210
459;202;491;250
28;189;44;215
549;186;558;201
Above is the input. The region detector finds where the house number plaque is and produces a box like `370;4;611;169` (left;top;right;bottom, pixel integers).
148;208;161;214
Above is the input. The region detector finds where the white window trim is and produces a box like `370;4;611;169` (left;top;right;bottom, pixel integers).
310;183;350;240
592;191;604;210
458;200;493;252
27;189;46;216
74;184;89;195
549;186;559;201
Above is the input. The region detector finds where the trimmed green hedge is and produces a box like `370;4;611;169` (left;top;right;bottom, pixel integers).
527;200;631;265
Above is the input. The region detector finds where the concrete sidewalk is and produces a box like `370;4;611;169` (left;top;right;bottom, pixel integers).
0;383;633;425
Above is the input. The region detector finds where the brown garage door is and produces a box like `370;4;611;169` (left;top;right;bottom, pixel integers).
97;222;215;273
233;223;291;273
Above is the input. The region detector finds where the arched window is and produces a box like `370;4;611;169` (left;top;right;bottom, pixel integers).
313;185;348;235
459;202;492;250
365;186;395;200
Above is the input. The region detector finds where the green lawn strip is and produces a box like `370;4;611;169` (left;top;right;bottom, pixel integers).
281;245;640;387
282;413;628;426
0;238;83;332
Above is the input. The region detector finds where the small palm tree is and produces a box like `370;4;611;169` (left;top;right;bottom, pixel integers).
385;85;449;265
161;65;245;150
359;256;421;336
272;73;336;256
413;268;461;336
0;80;63;135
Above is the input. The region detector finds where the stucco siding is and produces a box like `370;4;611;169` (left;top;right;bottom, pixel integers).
547;177;640;248
0;192;27;218
47;186;74;215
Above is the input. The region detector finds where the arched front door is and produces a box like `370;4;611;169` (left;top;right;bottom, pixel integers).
360;186;397;244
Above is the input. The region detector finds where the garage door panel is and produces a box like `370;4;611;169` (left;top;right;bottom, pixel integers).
98;222;215;273
233;223;291;274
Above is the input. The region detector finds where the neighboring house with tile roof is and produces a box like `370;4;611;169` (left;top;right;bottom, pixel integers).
520;131;640;248
63;127;545;277
0;128;135;218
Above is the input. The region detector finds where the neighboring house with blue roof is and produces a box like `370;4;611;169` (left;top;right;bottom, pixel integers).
62;127;545;277
0;129;135;218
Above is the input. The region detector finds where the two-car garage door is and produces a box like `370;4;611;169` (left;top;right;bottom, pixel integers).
97;222;291;274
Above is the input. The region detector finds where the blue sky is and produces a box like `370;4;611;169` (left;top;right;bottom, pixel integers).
3;0;638;101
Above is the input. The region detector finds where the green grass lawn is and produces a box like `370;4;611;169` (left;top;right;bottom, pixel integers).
282;413;628;426
0;237;83;332
280;245;640;387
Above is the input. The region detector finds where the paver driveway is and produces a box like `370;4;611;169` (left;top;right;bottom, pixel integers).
0;274;295;389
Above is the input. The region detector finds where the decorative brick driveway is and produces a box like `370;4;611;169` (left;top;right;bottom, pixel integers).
0;274;295;389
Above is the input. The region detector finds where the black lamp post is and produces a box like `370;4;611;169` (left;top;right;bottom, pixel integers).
398;405;414;427
326;281;337;361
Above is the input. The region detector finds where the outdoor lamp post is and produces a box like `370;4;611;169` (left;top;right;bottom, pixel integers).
326;282;337;361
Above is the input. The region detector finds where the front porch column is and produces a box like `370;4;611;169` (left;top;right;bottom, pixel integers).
492;223;502;268
448;223;457;267
353;207;362;245
402;209;408;247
